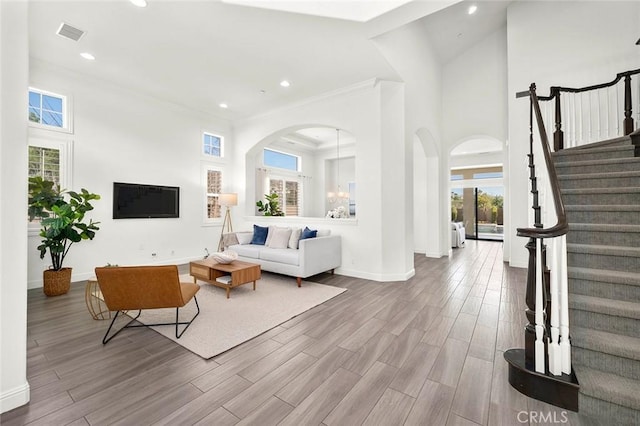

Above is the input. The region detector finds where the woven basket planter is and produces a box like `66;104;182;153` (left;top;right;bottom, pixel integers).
43;268;72;296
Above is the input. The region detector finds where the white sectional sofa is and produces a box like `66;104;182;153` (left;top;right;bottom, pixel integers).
224;228;341;287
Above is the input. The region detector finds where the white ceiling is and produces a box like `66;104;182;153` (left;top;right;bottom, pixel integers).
28;0;509;121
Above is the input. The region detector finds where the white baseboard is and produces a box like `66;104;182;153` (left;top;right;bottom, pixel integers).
1;382;30;414
336;267;415;282
424;251;442;258
509;259;528;269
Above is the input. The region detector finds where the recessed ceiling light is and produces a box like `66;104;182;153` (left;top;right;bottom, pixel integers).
219;103;228;109
468;5;477;15
130;0;148;8
80;52;95;61
280;80;290;88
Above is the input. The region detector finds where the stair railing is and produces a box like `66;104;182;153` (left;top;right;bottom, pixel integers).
517;83;570;377
503;85;578;403
516;68;640;150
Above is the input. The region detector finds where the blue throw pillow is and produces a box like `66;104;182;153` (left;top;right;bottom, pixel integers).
300;226;317;240
250;224;269;245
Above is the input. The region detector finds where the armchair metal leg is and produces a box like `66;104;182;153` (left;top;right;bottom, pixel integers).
175;296;200;338
102;310;142;344
101;297;200;344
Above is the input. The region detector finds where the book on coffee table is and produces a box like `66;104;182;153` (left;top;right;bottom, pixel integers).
216;275;232;285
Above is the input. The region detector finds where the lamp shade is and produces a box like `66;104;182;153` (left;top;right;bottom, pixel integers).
219;193;238;207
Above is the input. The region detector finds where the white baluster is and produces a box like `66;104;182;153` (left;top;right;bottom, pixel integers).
559;234;572;374
535;238;546;374
548;237;562;375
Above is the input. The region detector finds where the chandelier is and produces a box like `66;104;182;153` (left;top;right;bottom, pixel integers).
327;128;349;204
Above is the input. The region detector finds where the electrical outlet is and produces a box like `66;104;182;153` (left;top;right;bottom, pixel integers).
151;252;157;258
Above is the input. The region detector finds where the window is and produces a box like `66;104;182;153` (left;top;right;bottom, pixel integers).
203;133;223;157
28;138;72;229
269;178;300;216
205;167;222;221
29;88;69;131
264;148;299;172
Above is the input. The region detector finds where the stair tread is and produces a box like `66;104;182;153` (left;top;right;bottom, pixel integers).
562;187;640;194
574;365;640;411
561;135;633;151
553;145;634;156
565;205;640;212
558;170;640;180
555;157;640;169
567;243;640;257
569;294;640;320
569;266;640;286
572;326;640;361
569;223;640;232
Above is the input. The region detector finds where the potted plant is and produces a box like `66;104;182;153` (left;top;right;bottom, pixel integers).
28;176;101;296
256;191;284;216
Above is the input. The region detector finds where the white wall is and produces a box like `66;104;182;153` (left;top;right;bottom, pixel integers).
507;0;640;267
0;1;30;413
27;60;232;288
232;80;414;281
373;19;446;259
442;26;509;259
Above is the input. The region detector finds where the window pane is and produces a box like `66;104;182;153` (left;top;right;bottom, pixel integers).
207;196;221;219
29;107;41;123
42;111;63;127
473;172;503;179
29;91;41;109
42;95;63;113
207;170;221;194
285;181;298;216
264;149;298;171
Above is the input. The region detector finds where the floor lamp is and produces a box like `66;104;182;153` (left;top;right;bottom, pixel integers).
218;193;238;252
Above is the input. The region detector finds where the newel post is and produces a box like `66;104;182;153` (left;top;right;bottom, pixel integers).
624;75;634;135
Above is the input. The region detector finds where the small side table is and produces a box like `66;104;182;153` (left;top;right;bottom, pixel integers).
85;278;112;320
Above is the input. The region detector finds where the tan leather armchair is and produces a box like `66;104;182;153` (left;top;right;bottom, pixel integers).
95;265;200;344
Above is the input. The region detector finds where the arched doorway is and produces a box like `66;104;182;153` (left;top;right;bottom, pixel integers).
449;136;505;241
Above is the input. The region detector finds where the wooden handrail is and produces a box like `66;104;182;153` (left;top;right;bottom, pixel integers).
516;68;640;100
517;84;568;239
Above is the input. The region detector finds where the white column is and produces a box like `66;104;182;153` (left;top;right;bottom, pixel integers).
0;0;30;413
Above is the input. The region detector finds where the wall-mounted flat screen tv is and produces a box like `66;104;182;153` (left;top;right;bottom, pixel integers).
113;182;180;219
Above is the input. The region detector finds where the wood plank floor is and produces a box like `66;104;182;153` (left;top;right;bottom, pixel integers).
2;241;599;425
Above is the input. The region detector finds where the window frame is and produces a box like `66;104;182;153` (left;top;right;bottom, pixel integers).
202;163;223;225
28;87;73;134
202;132;224;159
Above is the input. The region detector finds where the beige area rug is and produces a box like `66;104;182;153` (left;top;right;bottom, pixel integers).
133;272;347;359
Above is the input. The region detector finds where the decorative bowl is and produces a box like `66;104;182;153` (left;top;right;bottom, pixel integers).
211;250;238;264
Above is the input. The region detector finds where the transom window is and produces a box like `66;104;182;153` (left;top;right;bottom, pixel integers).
203;133;223;157
264;148;299;172
29;88;67;130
